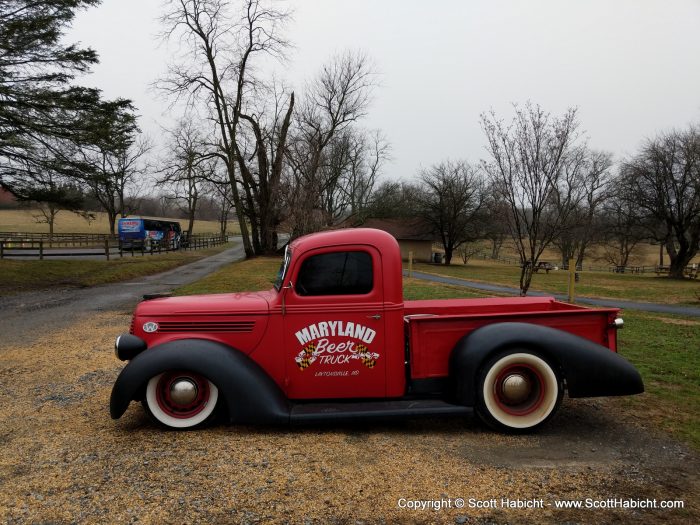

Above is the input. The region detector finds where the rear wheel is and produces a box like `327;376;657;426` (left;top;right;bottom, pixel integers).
143;371;219;429
476;351;563;432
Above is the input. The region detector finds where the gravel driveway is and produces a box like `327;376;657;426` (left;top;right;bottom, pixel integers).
0;243;244;347
0;247;698;524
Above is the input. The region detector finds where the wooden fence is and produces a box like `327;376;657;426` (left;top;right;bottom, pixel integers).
473;253;698;277
0;234;228;260
0;231;116;248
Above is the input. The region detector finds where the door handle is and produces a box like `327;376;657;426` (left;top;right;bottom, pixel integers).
367;314;382;320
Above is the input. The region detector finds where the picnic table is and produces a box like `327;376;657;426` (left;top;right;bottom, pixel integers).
532;261;554;274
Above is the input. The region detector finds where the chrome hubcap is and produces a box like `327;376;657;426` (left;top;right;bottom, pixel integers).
501;374;530;404
170;378;198;405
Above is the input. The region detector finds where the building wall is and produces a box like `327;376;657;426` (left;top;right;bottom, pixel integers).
398;240;433;262
0;189;16;206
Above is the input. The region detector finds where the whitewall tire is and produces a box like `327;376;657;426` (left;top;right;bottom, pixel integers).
144;371;219;429
476;351;563;432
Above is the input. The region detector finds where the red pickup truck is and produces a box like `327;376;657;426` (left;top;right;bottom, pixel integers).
110;228;643;432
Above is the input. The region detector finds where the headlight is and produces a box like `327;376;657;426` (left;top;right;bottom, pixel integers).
114;333;147;361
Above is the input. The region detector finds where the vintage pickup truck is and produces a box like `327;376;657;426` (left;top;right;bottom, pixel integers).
110;228;643;432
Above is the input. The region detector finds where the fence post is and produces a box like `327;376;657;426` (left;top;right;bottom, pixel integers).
408;251;413;278
567;257;575;303
105;239;110;261
39;240;44;260
0;241;3;259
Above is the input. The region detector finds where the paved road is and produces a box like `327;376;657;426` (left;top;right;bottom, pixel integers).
408;270;700;317
0;243;245;347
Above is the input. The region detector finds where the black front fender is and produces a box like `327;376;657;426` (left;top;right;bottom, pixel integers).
110;339;290;424
449;322;644;406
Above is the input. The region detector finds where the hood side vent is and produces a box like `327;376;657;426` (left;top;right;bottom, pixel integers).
157;321;256;333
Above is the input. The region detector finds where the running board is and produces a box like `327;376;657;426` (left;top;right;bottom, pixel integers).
289;399;472;424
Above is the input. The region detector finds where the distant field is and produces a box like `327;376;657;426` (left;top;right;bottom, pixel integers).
473;238;699;268
412;260;700;306
0;208;240;235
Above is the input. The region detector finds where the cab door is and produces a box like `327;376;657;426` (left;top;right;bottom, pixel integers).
283;247;385;399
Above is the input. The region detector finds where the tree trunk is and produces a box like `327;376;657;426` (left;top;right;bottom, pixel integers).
219;209;228;238
620;245;630;268
444;248;452;265
187;211;195;238
490;237;503;259
668;248;693;278
108;211;117;235
519;264;534;296
227;162;253;257
575;242;588;271
666;237;696;278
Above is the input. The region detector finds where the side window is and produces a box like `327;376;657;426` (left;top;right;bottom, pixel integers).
296;251;373;296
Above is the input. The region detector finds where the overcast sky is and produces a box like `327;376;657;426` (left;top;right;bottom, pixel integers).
68;0;700;180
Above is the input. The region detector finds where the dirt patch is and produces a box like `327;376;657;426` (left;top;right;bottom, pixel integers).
652;316;700;326
0;313;697;524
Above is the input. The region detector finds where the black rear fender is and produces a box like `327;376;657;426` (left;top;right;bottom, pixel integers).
449;322;644;406
110;339;290;424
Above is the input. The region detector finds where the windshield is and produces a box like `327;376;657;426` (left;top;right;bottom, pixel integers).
274;245;292;291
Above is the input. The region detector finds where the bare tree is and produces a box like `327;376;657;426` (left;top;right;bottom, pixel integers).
482;182;510;259
481;102;582;295
599;183;647;267
158;118;211;237
297;127;389;226
361;179;421;219
622;126;700;278
417;160;486;265
234;85;295;253
339;129;390;217
457;242;481;265
160;0;291;257
552;148;612;267
210;178;235;237
284;51;377;236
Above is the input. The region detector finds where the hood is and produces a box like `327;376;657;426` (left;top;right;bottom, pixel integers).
135;290;273;317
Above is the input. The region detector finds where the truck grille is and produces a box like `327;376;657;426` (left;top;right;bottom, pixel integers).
156;321;256;333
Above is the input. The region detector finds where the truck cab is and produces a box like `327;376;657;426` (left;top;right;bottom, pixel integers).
110;229;643;432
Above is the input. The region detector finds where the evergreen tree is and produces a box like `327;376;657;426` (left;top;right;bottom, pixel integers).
0;1;132;207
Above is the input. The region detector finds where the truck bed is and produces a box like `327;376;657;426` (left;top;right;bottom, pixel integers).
404;296;619;380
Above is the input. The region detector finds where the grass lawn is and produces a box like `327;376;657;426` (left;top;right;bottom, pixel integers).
175;256;282;295
412;261;700;306
0;242;235;295
617;311;700;448
177;255;700;449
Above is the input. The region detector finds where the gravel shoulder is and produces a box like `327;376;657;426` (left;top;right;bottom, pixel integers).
0;311;697;524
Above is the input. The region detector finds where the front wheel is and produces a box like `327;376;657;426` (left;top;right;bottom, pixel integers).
143;371;219;429
476;351;563;433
